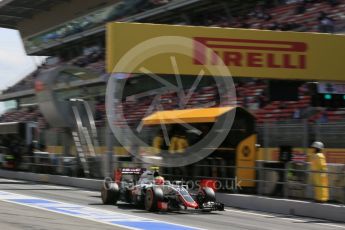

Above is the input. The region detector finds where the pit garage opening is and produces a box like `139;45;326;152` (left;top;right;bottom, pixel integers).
142;106;257;191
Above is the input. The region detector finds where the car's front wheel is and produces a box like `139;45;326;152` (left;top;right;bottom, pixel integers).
144;187;164;211
201;187;216;202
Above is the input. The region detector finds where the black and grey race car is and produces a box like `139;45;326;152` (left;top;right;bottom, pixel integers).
101;168;224;212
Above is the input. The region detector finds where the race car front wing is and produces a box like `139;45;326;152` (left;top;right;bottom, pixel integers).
199;201;225;211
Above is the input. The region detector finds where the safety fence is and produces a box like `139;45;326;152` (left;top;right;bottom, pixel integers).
159;162;345;204
257;121;345;148
37;121;345;154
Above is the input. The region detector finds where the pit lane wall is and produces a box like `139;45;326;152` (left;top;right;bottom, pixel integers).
0;169;103;190
216;193;345;222
0;169;344;222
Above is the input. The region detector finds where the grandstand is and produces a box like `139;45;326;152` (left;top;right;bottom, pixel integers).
0;0;345;161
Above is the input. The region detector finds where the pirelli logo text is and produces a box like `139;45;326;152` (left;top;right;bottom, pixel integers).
193;37;308;69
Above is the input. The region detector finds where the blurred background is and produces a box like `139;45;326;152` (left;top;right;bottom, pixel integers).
0;0;344;204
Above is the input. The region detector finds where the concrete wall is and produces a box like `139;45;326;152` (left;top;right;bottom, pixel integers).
217;193;345;223
0;169;103;190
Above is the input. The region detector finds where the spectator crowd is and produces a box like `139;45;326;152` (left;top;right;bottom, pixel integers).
1;0;345;126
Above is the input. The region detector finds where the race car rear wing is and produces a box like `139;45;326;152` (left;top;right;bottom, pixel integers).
121;168;146;175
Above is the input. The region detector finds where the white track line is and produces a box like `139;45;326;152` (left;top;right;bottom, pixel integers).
225;209;345;229
0;190;204;230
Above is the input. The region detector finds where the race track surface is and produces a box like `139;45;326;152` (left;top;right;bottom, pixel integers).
0;178;344;230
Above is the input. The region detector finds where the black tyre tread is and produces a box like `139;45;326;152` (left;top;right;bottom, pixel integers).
202;187;216;202
145;187;163;211
101;182;119;205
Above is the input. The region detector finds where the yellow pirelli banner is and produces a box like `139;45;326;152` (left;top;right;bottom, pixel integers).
107;22;345;81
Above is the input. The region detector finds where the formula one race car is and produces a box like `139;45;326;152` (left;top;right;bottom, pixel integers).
101;168;224;212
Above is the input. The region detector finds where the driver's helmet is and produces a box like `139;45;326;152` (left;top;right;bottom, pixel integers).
311;141;324;150
154;176;165;185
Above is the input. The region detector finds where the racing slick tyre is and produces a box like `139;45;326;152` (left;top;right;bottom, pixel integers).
197;187;216;207
145;187;164;212
101;182;119;205
197;187;217;212
201;187;216;202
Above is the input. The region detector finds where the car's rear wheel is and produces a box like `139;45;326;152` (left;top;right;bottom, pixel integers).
101;182;119;205
145;187;163;211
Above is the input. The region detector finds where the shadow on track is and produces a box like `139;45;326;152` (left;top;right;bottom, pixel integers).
89;202;222;215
